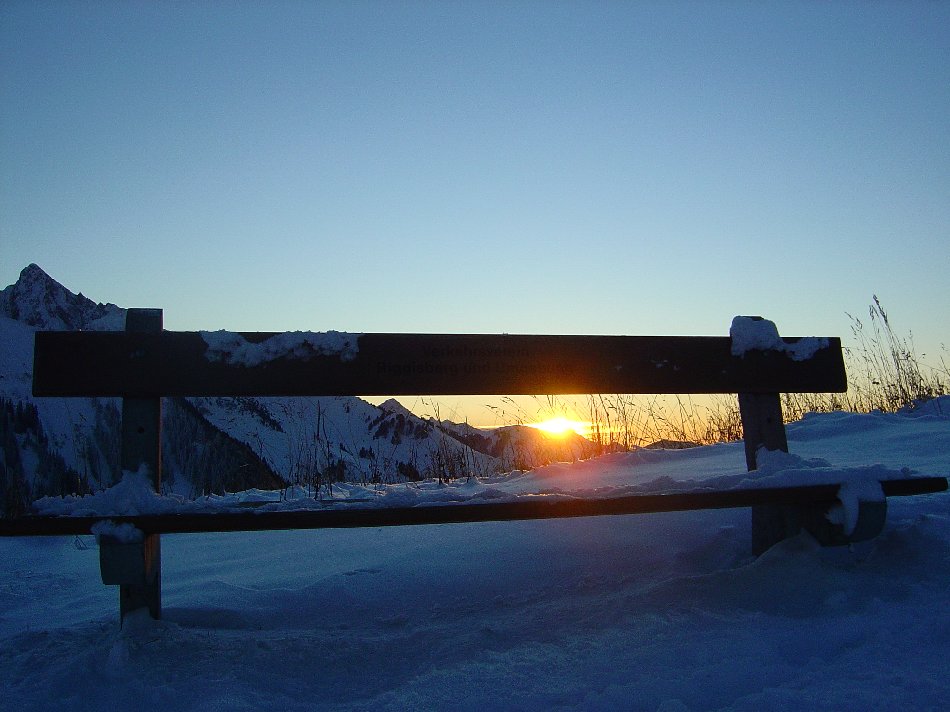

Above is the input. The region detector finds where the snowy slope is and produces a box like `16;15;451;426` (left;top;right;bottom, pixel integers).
0;314;101;457
189;394;498;484
0;314;117;493
0;315;109;469
0;315;34;401
1;403;948;711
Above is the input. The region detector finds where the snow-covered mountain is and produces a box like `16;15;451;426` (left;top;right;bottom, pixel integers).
0;263;125;331
1;265;599;514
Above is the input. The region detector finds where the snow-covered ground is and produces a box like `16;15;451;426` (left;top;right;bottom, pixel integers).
2;401;948;711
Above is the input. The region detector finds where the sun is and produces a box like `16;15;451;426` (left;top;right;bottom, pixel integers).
527;417;591;438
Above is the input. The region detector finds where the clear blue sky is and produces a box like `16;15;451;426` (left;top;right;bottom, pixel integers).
2;2;948;367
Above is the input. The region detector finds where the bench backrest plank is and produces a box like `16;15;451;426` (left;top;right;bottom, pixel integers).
33;331;847;398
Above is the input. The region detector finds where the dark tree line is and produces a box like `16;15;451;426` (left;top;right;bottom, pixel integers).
162;398;284;497
0;397;87;516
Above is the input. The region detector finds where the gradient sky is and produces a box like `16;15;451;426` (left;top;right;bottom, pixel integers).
2;1;948;422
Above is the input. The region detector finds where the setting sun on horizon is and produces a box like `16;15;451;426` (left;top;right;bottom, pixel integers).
526;417;592;438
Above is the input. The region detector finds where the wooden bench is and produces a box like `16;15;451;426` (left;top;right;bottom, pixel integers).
3;308;946;623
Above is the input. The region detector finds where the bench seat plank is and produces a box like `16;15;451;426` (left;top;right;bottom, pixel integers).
3;477;944;537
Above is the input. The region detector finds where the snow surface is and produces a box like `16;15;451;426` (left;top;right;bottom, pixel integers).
34;467;181;518
2;402;949;711
729;316;829;361
200;330;361;366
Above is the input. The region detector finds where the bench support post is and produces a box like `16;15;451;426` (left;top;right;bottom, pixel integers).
739;392;801;555
738;392;788;472
109;308;163;623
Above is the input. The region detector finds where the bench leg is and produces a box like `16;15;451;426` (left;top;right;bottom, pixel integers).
120;534;161;622
751;503;803;555
752;499;887;555
99;533;161;624
740;392;795;555
801;499;887;547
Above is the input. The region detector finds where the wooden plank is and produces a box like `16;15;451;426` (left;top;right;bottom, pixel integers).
2;477;944;537
33;332;848;398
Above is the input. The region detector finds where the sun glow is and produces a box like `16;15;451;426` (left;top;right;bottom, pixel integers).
526;417;592;437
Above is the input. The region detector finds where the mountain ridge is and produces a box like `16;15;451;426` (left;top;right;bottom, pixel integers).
0;264;125;331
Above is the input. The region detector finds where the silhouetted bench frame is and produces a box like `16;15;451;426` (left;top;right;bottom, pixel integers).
6;308;947;623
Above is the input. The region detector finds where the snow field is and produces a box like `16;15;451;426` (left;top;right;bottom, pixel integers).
2;400;948;711
2;499;949;711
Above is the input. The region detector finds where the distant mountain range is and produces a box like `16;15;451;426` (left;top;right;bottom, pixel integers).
0;264;598;514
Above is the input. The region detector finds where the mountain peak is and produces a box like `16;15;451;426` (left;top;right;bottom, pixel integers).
378;398;416;418
1;264;125;331
20;263;47;280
